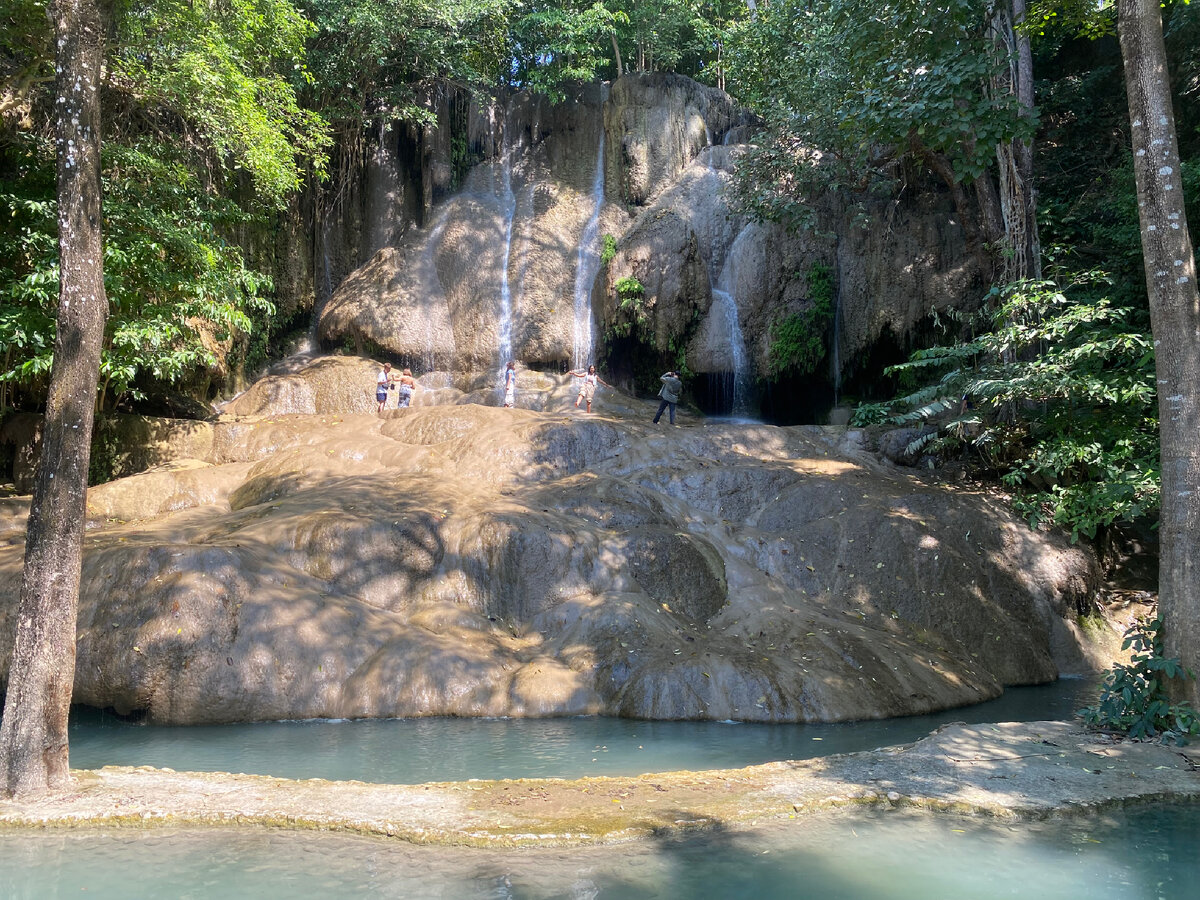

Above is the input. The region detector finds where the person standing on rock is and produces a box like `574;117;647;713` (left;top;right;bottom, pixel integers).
571;364;609;413
396;368;416;408
653;370;683;425
502;361;517;408
376;363;393;413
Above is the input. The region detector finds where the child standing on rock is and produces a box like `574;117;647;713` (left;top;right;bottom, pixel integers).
571;365;609;413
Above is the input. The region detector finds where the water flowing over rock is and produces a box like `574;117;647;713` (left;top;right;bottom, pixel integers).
0;357;1110;725
314;74;986;407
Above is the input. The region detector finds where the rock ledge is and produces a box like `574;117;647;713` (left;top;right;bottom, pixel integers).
2;722;1197;847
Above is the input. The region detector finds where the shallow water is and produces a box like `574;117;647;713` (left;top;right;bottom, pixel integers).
68;679;1098;783
2;803;1196;899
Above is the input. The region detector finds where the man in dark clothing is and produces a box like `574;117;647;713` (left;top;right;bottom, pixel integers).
653;371;683;425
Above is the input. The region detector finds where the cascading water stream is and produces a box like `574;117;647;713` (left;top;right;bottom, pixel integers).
494;105;519;397
711;225;753;415
571;136;606;370
695;145;753;416
513;112;539;321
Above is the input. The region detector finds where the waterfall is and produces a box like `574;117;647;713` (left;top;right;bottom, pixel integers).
712;226;753;415
513;111;539;322
494;104;519;397
571;136;606;370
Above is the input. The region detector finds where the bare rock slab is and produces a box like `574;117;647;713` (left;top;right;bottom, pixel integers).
0;380;1116;725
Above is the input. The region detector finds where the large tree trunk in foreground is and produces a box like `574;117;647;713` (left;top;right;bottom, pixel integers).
1119;0;1200;708
0;0;109;797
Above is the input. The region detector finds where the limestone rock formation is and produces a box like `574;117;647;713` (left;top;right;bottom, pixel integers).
0;356;1111;725
314;73;987;407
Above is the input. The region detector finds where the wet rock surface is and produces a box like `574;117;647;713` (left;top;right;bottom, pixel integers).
0;355;1116;726
2;723;1197;846
315;73;985;385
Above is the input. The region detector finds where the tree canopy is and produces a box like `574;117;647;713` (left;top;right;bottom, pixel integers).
1;0;330;415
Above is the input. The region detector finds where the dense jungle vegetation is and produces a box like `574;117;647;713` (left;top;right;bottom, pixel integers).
1;0;1198;544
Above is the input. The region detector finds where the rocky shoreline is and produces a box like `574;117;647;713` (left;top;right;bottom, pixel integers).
3;721;1197;847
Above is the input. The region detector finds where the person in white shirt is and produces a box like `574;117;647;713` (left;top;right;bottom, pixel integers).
376;363;393;413
571;364;610;413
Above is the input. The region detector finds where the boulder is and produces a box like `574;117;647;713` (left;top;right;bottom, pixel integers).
315;74;986;390
0;370;1114;725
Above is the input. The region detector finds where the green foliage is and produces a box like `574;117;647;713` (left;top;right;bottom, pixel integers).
511;1;625;99
850;401;891;427
600;233;618;266
768;262;834;377
724;0;1034;229
1027;0;1116;40
0;0;325;412
615;275;644;300
872;275;1158;542
113;0;331;205
0;134;274;410
1080;616;1199;744
301;0;516;123
607;275;648;339
612;0;712;76
666;334;692;379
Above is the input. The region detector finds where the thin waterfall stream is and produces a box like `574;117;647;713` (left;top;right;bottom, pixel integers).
494;104;518;394
572;135;606;370
712;225;753;415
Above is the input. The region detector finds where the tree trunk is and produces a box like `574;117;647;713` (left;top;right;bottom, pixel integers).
990;0;1041;282
1119;0;1200;707
0;0;109;798
611;32;623;78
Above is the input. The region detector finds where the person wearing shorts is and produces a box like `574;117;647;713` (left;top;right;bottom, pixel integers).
571;364;609;413
376;363;393;413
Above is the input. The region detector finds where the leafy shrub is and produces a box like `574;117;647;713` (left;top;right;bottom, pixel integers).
768;262;834;377
870;274;1158;541
850;401;890;426
608;276;648;339
0;135;275;411
600;233;617;266
1080;616;1199;744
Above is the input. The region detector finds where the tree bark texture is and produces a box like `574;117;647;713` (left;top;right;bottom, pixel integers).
990;0;1041;282
1119;0;1200;707
0;0;109;797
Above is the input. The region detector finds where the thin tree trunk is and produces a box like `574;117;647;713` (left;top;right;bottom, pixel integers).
990;0;1041;282
1011;0;1040;278
0;0;109;797
1119;0;1200;707
611;32;623;78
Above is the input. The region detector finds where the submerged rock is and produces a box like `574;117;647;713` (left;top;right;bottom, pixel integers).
0;359;1112;724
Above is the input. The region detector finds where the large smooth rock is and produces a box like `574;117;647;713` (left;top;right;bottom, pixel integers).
0;361;1112;725
315;74;986;387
